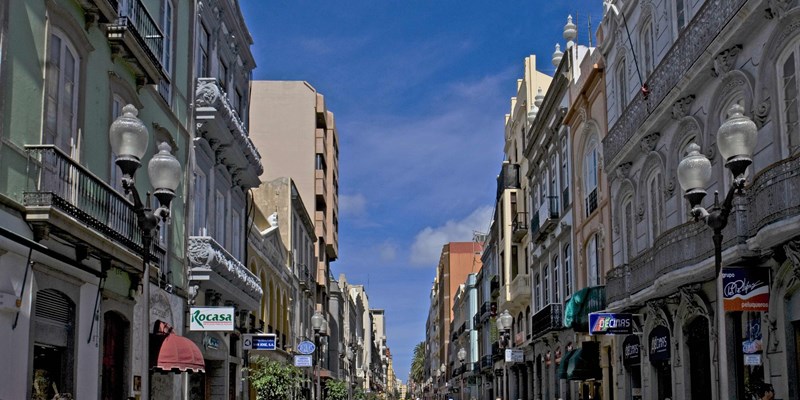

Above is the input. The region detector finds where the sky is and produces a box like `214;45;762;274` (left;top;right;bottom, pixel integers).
241;0;604;383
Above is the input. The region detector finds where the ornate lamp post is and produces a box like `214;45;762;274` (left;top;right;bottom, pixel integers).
496;309;513;400
457;347;466;400
312;311;329;400
109;105;182;400
677;103;758;398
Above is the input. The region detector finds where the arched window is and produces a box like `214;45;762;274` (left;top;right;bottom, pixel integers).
542;264;550;305
584;142;599;217
44;29;80;156
587;235;600;286
779;44;800;155
647;170;664;243
561;136;570;206
534;273;541;310
549;154;558;201
617;57;627;115
552;255;560;303
564;244;573;297
641;19;654;77
620;195;635;261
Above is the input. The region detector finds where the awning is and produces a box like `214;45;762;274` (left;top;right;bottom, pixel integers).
151;320;205;373
566;342;602;381
563;286;606;332
558;349;577;379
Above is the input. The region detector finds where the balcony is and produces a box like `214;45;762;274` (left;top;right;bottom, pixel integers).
315;169;327;206
530;196;559;243
23;145;165;269
298;264;313;293
495;163;520;200
530;303;563;339
315;211;327;240
490;275;500;296
480;355;493;370
509;274;530;301
479;301;496;322
607;153;800;304
187;236;263;306
80;0;120;24
491;342;502;361
106;0;164;84
511;211;528;241
315;129;327;160
195;78;263;188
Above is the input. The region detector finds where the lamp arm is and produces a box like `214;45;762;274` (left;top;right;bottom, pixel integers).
124;181;162;240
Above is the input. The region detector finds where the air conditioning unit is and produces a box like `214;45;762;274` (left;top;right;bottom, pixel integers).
0;292;20;312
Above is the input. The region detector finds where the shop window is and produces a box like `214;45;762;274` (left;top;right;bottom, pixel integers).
686;317;711;399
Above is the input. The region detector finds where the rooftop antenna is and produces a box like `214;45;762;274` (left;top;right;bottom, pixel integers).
588;13;593;47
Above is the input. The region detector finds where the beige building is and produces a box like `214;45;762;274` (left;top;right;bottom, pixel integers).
249;81;340;313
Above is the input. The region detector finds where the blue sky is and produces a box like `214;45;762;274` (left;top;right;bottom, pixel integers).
241;0;603;382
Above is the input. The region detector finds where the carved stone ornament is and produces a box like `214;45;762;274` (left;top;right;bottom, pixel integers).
645;300;669;329
678;284;707;319
640;132;661;152
637;204;645;222
616;162;633;179
664;177;675;196
765;0;793;19
755;98;771;128
705;144;716;161
711;45;742;77
671;95;695;120
195;79;221;108
188;237;263;299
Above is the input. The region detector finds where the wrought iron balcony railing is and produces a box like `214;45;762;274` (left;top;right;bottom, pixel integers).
106;0;164;83
511;211;528;241
480;355;493;370
531;196;559;243
530;303;563;339
23;145;165;267
188;236;263;301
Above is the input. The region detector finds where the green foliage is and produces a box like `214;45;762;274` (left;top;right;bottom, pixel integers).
247;356;308;400
324;379;349;400
409;341;425;384
353;386;366;400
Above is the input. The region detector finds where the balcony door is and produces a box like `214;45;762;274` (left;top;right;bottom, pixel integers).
44;29;80;158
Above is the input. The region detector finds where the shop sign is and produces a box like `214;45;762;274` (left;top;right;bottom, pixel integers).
744;353;762;366
649;325;670;363
242;334;276;350
623;335;641;366
297;340;316;355
722;267;770;312
294;355;313;367
203;334;220;350
505;349;524;363
589;312;634;335
189;307;234;331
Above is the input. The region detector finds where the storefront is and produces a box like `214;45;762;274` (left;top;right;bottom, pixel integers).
622;335;642;400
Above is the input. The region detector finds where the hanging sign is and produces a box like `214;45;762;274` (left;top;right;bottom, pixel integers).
297;340;316;355
589;312;634;335
649;325;670;363
294;355;313;367
623;335;641;366
243;334;277;350
722;267;770;312
189;307;235;331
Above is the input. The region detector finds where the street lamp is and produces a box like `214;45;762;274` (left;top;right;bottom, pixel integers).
457;347;466;400
496;309;513;400
677;103;758;276
312;311;328;400
110;105;182;400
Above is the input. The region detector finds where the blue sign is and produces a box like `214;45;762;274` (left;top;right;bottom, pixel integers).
589;312;634;335
243;334;276;350
649;325;670;363
294;355;313;367
297;340;316;355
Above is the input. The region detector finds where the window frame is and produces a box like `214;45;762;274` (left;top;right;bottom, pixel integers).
584;143;599;217
44;28;81;157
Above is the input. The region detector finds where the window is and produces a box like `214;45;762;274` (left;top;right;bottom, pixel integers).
549;154;558;201
552;255;560;303
676;0;687;31
193;170;207;235
215;190;226;244
780;45;800;155
621;196;635;262
109;96;125;193
218;58;228;90
617;59;627;115
564;244;572;296
587;235;600;286
647;171;664;243
561;137;570;207
584;144;599;217
232;210;242;259
542;264;550;305
641;20;654;77
158;0;173;103
198;24;209;77
44;30;80;157
534;273;541;310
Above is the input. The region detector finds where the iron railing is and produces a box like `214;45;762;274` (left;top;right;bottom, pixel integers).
480;355;493;370
108;0;164;72
530;303;563;339
511;211;528;240
24;145;165;266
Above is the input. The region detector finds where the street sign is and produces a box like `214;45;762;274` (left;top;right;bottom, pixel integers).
505;349;524;363
589;312;634;335
242;334;277;350
294;355;313;367
297;340;316;355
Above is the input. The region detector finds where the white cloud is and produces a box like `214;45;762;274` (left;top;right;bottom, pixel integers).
339;193;367;217
409;205;493;267
378;241;398;262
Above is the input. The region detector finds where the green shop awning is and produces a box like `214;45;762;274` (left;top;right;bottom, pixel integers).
563;286;606;332
558;349;577;379
567;341;602;381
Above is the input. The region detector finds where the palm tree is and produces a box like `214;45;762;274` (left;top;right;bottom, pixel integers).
409;341;425;385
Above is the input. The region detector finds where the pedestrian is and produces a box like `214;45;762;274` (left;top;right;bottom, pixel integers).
757;383;775;400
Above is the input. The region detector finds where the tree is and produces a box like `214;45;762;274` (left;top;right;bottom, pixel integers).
247;356;308;400
409;341;425;384
324;379;348;400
